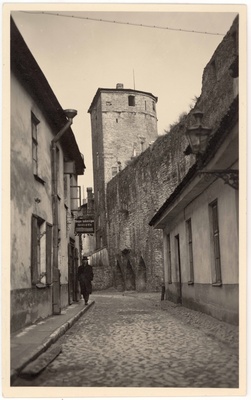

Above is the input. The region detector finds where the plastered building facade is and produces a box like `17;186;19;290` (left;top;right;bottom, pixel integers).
11;19;85;332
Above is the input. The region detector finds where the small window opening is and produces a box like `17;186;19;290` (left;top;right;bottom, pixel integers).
128;95;135;106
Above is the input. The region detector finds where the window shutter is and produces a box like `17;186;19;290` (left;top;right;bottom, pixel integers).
31;215;38;284
46;223;52;284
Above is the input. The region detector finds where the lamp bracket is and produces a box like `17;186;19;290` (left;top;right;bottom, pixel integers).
199;169;239;190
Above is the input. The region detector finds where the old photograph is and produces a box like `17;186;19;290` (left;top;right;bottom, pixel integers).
2;2;247;398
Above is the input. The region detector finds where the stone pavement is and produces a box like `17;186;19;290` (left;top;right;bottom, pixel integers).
10;300;95;384
13;291;239;388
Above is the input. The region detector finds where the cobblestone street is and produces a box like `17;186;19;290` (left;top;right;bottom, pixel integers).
14;291;239;388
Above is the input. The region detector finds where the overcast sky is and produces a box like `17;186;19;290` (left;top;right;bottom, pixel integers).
11;5;238;196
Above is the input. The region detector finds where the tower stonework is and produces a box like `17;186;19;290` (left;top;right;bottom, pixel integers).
88;84;158;249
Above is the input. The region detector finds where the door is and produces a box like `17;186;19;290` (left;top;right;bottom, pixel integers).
175;234;182;304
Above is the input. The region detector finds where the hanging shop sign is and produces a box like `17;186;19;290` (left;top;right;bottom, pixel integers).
75;220;94;234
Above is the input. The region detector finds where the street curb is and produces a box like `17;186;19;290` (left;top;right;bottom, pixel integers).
11;301;95;384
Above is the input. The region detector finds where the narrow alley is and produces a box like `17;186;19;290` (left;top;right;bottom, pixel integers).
13;291;239;388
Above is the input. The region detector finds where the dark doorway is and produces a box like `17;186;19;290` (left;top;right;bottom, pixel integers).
137;257;147;291
68;241;76;304
125;260;136;291
115;261;125;291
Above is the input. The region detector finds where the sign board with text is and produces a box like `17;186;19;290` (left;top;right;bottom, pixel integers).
75;220;94;234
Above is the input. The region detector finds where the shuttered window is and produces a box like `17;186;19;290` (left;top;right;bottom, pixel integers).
31;215;51;286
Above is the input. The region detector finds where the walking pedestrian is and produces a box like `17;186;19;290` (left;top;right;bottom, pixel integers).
77;256;94;305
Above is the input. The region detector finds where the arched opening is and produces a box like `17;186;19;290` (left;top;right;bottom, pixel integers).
114;260;124;291
125;260;136;291
137;257;147;291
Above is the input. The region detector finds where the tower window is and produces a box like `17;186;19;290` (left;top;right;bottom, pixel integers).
152;101;156;111
128;95;135;106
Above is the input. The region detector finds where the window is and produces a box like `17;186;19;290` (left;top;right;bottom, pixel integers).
210;200;222;285
56;147;60;196
186;219;194;284
31;216;52;286
128;95;135;106
70;185;81;212
31;113;40;176
175;234;182;302
152;101;156;111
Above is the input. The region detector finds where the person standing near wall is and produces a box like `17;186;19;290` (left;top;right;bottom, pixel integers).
77;256;94;305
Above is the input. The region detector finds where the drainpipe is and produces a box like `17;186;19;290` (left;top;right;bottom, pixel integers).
51;109;77;314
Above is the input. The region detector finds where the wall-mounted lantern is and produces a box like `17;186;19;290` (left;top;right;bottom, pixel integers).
185;109;212;155
185;109;238;190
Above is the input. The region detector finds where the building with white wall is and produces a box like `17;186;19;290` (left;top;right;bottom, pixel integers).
11;18;85;332
149;95;239;324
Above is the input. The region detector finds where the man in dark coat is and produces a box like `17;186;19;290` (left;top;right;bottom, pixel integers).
77;256;94;305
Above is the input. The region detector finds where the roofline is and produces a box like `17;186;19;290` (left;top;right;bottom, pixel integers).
88;87;158;113
11;17;85;175
149;96;239;227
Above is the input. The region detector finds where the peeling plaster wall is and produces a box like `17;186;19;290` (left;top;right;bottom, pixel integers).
11;74;53;290
11;73;82;331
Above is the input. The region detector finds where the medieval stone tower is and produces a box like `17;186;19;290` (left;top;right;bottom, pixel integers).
88;84;158;250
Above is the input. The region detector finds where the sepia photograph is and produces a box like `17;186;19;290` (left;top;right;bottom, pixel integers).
2;2;248;398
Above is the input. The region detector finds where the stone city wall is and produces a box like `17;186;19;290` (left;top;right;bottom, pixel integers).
106;17;238;292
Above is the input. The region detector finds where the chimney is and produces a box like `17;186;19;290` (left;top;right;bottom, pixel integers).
116;83;124;89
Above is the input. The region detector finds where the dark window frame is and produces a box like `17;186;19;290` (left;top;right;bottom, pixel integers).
210;200;222;285
186;218;194;284
31;112;45;184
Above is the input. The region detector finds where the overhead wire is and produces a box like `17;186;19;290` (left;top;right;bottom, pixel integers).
19;11;225;36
